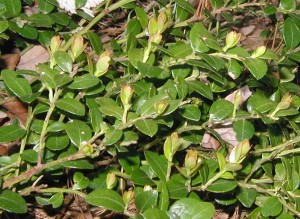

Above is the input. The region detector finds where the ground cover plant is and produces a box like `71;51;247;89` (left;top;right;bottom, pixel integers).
0;0;299;218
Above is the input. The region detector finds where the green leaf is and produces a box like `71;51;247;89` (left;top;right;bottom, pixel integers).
145;151;168;182
236;187;257;208
261;196;282;217
28;14;55;27
188;80;213;100
169;198;215;219
86;189;125;212
65;120;92;147
21;149;38;163
139;93;169;116
86;31;103;55
176;76;189;99
143;207;169;219
68;74;99;89
168;42;193;59
8;22;38;40
209;99;234;121
131;169;155;186
50;12;71;26
135;190;158;213
56;98;85;116
280;0;296;11
0;0;21;17
38;0;55;13
0;20;8;33
96;97;123;120
2;70;32;98
73;172;90;190
283;17;300;50
233;120;255;141
0;125;26;142
118;149;140;174
179;104;201;121
158;182;169;211
210;0;224;9
135;7;148;30
199;53;225;71
242;58;267;80
206;179;238;193
47;121;66;132
54;51;73;73
46;133;69;150
167;175;188;199
103;127;123;145
175;0;195;14
90;108;103;132
135;119;158;137
190;24;209;53
0;190;27;213
49;193;63;208
247;93;276;113
137;62;170;79
126;18;142;36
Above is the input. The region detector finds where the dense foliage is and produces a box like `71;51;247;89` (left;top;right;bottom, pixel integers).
0;0;299;218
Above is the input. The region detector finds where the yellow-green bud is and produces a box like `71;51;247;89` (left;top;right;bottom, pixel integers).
148;16;158;35
106;172;117;189
123;190;134;205
157;12;167;34
163;132;179;161
277;93;292;110
95;51;111;77
120;85;134;105
155;100;168;115
50;36;62;53
185;150;198;170
149;33;162;44
224;31;241;51
251;46;267;58
80;141;93;156
229;139;251;163
71;36;86;59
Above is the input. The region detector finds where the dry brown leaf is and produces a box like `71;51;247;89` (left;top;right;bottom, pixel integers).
0;53;20;70
202;86;252;149
17;45;49;71
3;99;28;126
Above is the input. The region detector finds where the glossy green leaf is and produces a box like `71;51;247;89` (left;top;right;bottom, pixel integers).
139;93;169;116
209;99;234;121
61;159;94;169
0;125;26;142
28;14;55;27
168;42;193;59
49;193;63;208
210;0;224;9
176;76;189;99
86;189;125;212
126;18;141;36
46;133;69;150
135;190;158;213
73;172;90;190
206;179;238;193
233;120;255;141
190;24;210;53
169;198;215;219
0;0;21;17
145;151;168;181
247;93;276;113
38;0;55;13
118;149;140;174
8;22;38;39
158;182;169;211
199;53;225;71
47;121;66;132
261;196;282;217
128;48;144;68
179;104;201;121
143;207;169;219
2;70;32;98
135;119;158;137
96;97;123;120
280;0;296;11
90;108;103;132
236;187;257;208
54;51;73;73
283;17;300;50
68;74;99;89
56;98;85;116
135;7;148;30
188;80;213;100
65;120;92;147
131;169;155;186
137;62;170;79
175;0;195;14
0;20;8;33
243;58;267;80
103;127;123;145
50;12;71;26
0;190;27;213
86;31;103;55
21;149;38;163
